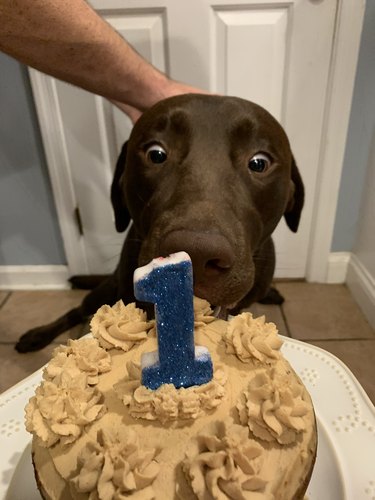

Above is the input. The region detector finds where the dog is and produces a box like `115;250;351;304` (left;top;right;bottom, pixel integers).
15;94;304;353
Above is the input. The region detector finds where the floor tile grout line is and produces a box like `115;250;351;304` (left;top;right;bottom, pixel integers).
0;291;12;310
279;304;292;338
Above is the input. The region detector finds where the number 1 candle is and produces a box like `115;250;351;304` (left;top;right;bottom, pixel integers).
133;251;213;390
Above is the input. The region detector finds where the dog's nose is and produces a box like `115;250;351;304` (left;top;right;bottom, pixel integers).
160;230;235;280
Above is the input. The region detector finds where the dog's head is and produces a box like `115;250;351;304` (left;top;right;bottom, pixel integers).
111;95;304;308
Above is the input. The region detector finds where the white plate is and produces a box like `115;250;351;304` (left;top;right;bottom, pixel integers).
282;339;375;500
5;442;40;500
1;338;374;500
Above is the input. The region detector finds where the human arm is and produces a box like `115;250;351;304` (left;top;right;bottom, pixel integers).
0;0;204;121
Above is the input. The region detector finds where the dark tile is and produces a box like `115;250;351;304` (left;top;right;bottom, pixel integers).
0;290;88;344
277;282;375;340
0;291;9;308
0;343;56;394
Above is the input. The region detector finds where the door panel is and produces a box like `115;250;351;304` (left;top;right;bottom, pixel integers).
31;0;339;278
213;7;288;120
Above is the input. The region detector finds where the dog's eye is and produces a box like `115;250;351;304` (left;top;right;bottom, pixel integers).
146;144;167;164
248;153;271;173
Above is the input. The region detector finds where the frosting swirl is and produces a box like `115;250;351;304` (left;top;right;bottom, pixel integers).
70;426;160;499
44;338;111;385
225;313;282;363
90;301;154;351
183;420;268;499
25;371;105;447
116;362;227;423
193;296;216;326
237;366;310;444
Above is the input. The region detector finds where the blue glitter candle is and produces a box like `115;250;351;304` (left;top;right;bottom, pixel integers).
134;252;213;390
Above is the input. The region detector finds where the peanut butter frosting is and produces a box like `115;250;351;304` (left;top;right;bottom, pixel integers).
90;301;154;351
44;338;111;385
225;313;282;363
237;366;310;445
183;420;269;500
116;361;227;423
70;426;160;499
28;302;316;500
25;371;105;448
193;296;216;326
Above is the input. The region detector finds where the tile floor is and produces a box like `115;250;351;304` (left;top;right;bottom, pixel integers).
0;283;374;404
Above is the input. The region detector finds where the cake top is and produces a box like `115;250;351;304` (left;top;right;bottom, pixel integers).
26;299;316;500
26;253;316;500
25;299;310;444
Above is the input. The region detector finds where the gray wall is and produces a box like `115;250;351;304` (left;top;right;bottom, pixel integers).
0;53;65;266
331;0;375;252
0;2;373;266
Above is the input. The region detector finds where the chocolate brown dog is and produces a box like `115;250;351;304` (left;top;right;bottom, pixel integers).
16;95;304;352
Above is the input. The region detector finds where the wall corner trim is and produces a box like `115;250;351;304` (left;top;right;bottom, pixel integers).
326;252;351;284
346;254;375;329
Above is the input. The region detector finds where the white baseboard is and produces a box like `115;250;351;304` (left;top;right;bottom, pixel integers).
326;252;351;284
346;254;375;329
0;265;70;290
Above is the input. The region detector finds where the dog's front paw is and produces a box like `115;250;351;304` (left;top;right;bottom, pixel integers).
258;287;285;305
15;327;55;353
69;274;109;290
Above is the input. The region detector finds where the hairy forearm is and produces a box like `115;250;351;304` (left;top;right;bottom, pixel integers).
0;0;171;111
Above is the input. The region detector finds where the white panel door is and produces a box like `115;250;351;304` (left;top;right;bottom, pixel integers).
31;9;170;274
213;7;288;120
206;1;337;277
31;0;353;278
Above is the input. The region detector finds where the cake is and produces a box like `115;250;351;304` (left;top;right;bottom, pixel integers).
25;297;317;499
26;251;317;499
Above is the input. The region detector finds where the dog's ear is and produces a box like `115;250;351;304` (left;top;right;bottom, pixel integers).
110;141;131;232
284;156;304;233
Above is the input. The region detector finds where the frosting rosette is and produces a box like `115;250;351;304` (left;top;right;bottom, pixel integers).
70;427;160;499
90;301;154;351
116;362;227;423
237;366;310;445
183;420;268;499
193;296;216;326
225;313;282;363
25;371;105;447
44;338;111;385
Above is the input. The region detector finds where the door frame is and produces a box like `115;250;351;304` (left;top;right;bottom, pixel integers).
29;0;366;281
304;0;366;282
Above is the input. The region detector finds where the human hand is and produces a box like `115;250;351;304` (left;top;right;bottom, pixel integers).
112;77;209;124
